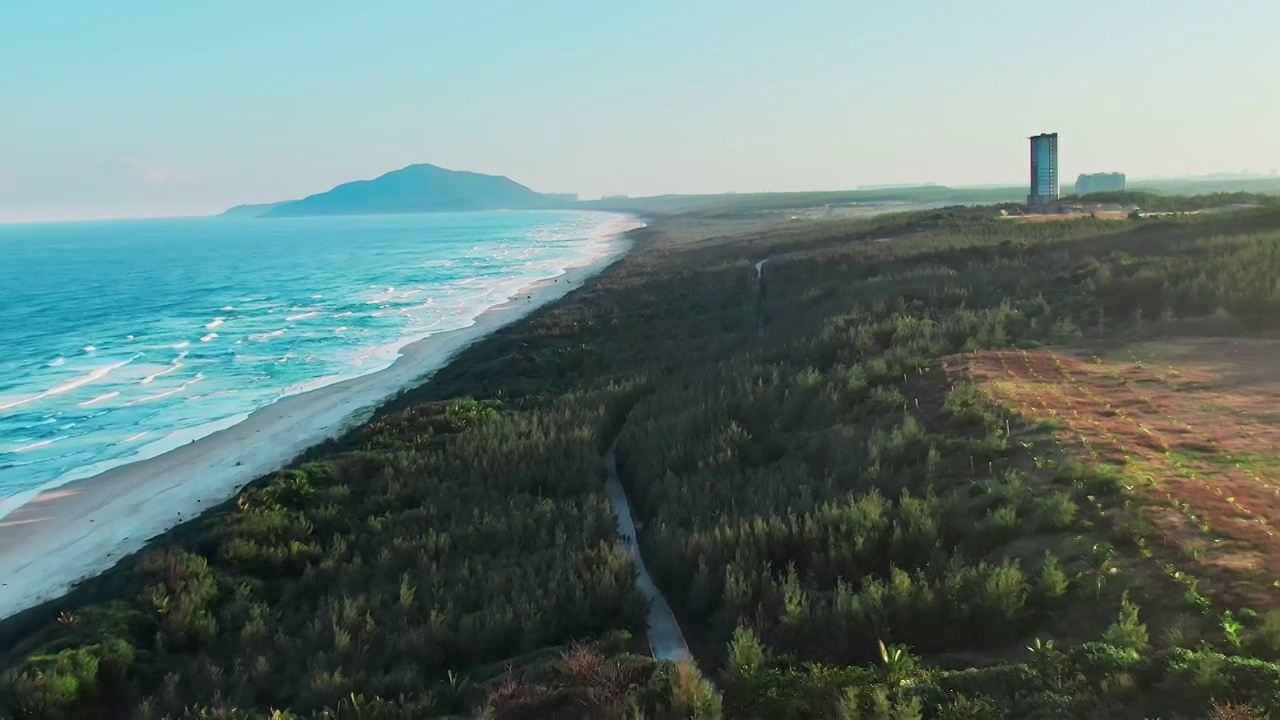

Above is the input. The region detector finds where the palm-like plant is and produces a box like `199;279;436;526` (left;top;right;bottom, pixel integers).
877;639;919;687
1082;542;1119;598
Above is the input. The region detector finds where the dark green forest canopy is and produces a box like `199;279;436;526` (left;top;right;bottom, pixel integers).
3;201;1280;719
1065;190;1280;212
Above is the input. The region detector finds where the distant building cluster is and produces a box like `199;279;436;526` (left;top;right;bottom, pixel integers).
1025;132;1129;207
1075;172;1126;195
543;193;580;203
1027;133;1059;206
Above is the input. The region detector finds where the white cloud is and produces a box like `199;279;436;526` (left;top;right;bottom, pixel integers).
114;156;203;185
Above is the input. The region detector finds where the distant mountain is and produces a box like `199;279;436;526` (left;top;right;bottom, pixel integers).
220;202;286;218
252;164;571;218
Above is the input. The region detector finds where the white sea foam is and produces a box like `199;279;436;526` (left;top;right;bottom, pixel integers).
200;333;218;343
9;438;60;453
49;357;65;367
141;352;186;385
0;358;134;412
78;391;121;408
365;286;399;304
172;341;190;349
205;317;225;329
83;346;96;353
123;374;205;407
124;431;148;443
285;311;318;322
248;328;286;342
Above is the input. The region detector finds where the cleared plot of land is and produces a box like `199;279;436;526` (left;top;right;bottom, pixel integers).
943;338;1280;610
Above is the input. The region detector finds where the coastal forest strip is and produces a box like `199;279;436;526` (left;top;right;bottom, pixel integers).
3;201;1280;718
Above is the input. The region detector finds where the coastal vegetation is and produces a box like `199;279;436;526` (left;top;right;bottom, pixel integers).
3;199;1280;718
1067;190;1280;212
582;176;1280;218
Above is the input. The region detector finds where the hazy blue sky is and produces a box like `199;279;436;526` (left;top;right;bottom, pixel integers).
2;0;1277;221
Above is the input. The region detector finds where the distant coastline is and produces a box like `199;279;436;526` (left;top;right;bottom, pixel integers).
219;201;286;218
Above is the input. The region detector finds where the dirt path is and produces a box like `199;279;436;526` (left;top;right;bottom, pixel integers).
755;259;768;338
603;439;692;661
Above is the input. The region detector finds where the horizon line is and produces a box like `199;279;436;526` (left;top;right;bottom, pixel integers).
4;173;1278;226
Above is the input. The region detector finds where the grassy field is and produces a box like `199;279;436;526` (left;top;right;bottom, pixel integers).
2;200;1280;719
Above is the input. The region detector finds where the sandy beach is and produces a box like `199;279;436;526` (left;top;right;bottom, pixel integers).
0;219;642;621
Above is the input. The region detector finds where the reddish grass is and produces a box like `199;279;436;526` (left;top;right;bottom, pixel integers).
1208;699;1268;720
559;641;606;682
944;339;1280;610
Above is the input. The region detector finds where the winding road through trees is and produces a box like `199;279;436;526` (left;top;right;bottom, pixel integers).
596;259;774;662
602;438;691;661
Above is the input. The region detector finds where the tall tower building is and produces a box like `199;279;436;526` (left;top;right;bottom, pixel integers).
1028;133;1059;206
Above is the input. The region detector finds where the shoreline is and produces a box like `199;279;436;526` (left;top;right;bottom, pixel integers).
0;216;645;622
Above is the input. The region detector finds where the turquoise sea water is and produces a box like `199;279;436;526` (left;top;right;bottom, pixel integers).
0;210;636;514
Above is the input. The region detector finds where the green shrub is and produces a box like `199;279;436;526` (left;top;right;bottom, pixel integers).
933;665;1042;709
868;385;907;415
1034;552;1070;605
842;687;924;720
935;693;1006;720
942;386;996;430
1245;610;1280;660
979;504;1021;547
1048;318;1083;344
1102;592;1149;652
975;561;1030;634
1034;491;1078;531
1066;642;1140;681
667;660;723;720
0;641;136;719
725;626;768;682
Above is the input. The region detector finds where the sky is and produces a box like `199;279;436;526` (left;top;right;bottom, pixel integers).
2;0;1278;222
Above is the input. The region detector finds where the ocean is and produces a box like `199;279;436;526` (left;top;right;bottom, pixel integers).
0;210;638;517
